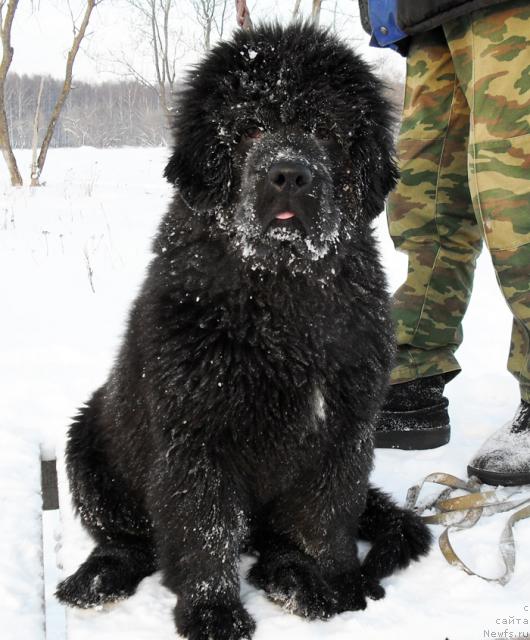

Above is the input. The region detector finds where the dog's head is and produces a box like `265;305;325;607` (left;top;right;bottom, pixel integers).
165;23;398;270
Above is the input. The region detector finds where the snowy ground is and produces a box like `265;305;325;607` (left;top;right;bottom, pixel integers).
1;148;528;640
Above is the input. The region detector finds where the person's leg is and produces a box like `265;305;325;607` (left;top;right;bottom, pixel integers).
445;0;530;484
377;28;483;449
387;29;483;387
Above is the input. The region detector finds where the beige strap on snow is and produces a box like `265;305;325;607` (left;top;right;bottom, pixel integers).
405;472;530;585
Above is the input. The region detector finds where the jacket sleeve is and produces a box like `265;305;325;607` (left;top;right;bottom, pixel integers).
358;0;373;35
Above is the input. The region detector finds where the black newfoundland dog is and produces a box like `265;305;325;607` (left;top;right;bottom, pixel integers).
57;23;431;640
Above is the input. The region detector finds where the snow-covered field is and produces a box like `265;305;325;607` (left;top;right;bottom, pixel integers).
1;148;528;640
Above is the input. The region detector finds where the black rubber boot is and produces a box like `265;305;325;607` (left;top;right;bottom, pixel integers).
375;374;450;450
467;400;530;486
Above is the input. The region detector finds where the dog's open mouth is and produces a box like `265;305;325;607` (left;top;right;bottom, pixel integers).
275;211;296;221
267;211;306;240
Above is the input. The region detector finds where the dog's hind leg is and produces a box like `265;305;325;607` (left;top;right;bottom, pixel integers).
358;485;432;591
56;389;157;608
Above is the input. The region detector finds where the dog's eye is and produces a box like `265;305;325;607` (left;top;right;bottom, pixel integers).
243;126;263;141
314;127;332;140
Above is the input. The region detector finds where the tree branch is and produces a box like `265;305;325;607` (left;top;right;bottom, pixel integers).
0;0;23;186
33;0;99;185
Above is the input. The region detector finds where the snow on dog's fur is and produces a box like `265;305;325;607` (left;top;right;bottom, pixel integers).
56;23;431;640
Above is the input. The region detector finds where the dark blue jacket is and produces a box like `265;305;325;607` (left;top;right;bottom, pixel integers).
359;0;511;54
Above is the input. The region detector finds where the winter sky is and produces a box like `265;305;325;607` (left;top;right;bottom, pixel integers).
9;0;406;84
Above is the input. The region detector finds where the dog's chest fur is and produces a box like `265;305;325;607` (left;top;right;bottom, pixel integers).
119;225;393;504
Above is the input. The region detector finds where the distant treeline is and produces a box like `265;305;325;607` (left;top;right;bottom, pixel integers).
5;73;169;148
5;73;404;150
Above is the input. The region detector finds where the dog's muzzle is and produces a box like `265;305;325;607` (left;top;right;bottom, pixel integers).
256;160;319;235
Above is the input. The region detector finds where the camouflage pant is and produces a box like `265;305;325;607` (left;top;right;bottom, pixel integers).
388;0;530;402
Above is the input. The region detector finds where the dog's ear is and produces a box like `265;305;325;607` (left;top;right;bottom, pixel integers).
348;108;399;222
164;110;232;211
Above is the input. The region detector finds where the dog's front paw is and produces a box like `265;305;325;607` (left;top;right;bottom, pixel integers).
248;557;337;620
175;601;256;640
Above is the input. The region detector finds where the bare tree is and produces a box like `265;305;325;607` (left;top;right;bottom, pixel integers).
0;0;22;186
30;76;44;185
121;0;182;123
291;0;302;20
312;0;323;25
215;0;230;39
191;0;231;50
120;0;237;120
31;0;101;186
191;0;214;49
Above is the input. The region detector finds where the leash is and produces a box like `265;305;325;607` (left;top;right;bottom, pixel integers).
235;0;253;30
405;472;530;585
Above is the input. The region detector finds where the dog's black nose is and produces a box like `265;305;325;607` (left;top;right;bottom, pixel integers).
267;161;313;194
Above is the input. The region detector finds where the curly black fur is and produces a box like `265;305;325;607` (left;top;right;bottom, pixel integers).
56;23;431;639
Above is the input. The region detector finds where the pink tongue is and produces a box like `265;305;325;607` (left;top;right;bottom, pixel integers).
275;211;296;220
